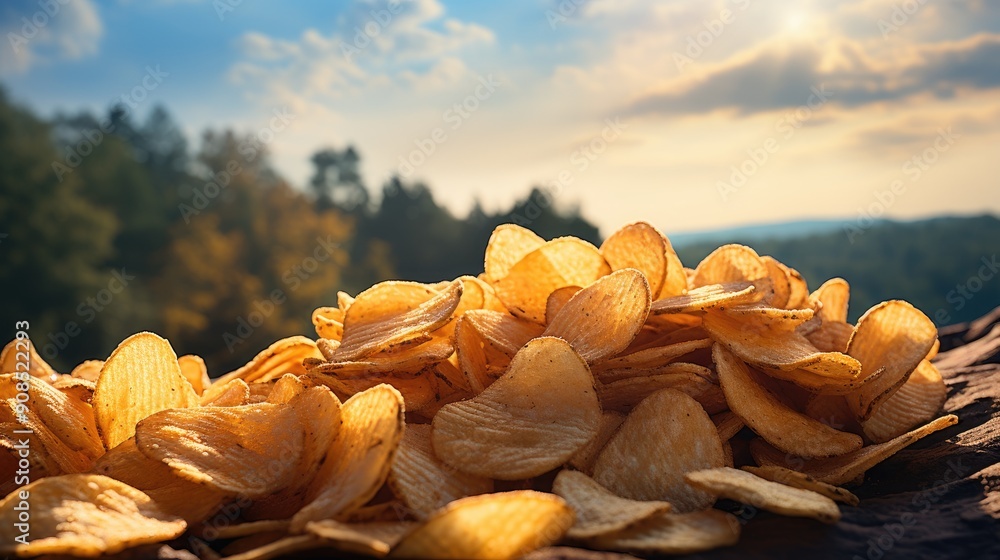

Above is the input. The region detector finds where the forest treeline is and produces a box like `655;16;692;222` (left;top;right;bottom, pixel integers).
1;89;996;375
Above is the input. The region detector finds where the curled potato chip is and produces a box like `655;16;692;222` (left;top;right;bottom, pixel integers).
741;465;859;506
202;378;251;406
71;360;103;382
214;336;323;386
760;256;792;308
432;337;601;480
461;309;543;357
723;303;815;331
593;388;725;512
785;266;810;309
178;354;210;395
493;237;610;323
568;411;625;475
292;384;405;531
313;306;346;341
135;402;305;498
223;535;322;560
583;509;739;555
713;411;745;442
542;269;651;363
266;373;307;404
596;363;717;412
0;474;186;558
685;467;841;523
861;359;947;443
483;224;546;282
846;301;937;421
3;397;94;474
692;244;769;289
553;469;672;539
389;490;574;559
389;423;493;519
93;332;200;450
811;278;850;322
0;338;58;380
593;338;712;377
545;286;581;325
306;520;416;558
310;336;454;378
750;414;958;485
805;320;854;353
213;519;291;539
714;344;862;458
600;222;669;299
650;282;758;314
5;375;103;466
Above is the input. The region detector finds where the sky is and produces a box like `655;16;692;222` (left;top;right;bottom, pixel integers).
2;0;998;236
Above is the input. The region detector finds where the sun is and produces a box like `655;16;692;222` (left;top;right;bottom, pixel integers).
785;11;808;32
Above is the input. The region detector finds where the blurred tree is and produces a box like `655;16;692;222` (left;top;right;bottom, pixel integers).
309;146;368;213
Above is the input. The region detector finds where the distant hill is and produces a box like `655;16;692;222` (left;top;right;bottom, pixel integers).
667;218;862;247
671;215;1000;326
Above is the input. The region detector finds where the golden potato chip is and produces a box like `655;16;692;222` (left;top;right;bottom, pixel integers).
432;337;601;480
9;375;104;465
650;282;758;314
544;285;581;325
306;520;416;557
596;364;717;412
661;239;689;299
0;474;186;557
333;280;462;361
593;388;725;511
810;278;850;322
135;402;304;498
714;344;863;458
691;244;769;289
685;467;841;523
310;367;438;412
593;338;712;378
483;224;546;282
760;256;792;308
805;320;854;353
51;375;95;402
741;465;859;506
265;373;307;404
703;309;861;378
750;414;958;485
600;222;669;299
583;509;739;555
313;306;346;341
0;338;57;380
461;309;544;357
553;469;671;539
309;335;454;378
567;411;625;475
70;359;103;382
845;301;937;421
785;265;810;309
543;269;651;363
178;354;210;395
724;303;815;331
713;411;745;442
201;378;250;406
223;535;322;560
212;520;291;539
389;423;493;519
213;336;323;386
4;398;94;474
493;237;610;323
292;384;405;531
93;438;228;522
389;490;574;559
861;359;947;443
0;422;62;492
92;332;200;450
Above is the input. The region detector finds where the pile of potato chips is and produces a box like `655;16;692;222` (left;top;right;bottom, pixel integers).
0;222;958;559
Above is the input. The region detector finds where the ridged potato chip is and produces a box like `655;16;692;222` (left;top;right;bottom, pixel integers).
265;373;307;404
432;337;601;480
0;474;186;558
861;359;947;443
201;378;251;406
309;335;454;378
593;388;725;512
741;465;859;505
223;535;322;560
483;224;545;282
0;339;57;380
600;222;669;299
4;375;103;467
292;384;405;531
713;411;745;442
389;423;493;519
389;490;574;559
306;520;416;557
70;360;103;382
543;269;651;363
583;509;740;555
593;338;712;378
692;244;769;289
545;285;581;325
213;336;323;386
596;363;717;412
93;332;200;449
650;282;758;314
845;301;937;421
178;354;210;395
760;256;792;308
553;469;671;539
567;411;625;475
810;278;850;322
135;402;305;498
685;467;841;523
714;344;863;458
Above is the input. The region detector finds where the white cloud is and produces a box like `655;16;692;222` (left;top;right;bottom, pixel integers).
1;0;103;74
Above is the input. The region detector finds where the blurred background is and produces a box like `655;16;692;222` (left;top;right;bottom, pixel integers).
1;0;997;375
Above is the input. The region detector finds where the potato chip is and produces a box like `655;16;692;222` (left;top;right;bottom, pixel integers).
213;336;323;386
713;411;745;442
810;278;850;322
212;520;291;539
542;269;651;363
660;239;689;299
10;375;104;465
292;384;405;531
306;520;416;557
685;467;841;523
223;535;323;560
92;332;200;450
309;335;454;378
714;344;863;458
389;490;574;559
265;373;307;404
70;360;103;382
593;338;712;377
750;414;958;485
178;354;210;395
703;309;861;378
461;309;544;357
93;438;228;522
1;422;62;491
805;320;854;353
310;367;438;412
389;423;493;519
201;378;250;406
313;306;346;341
723;303;815;331
5;399;94;473
553;469;671;539
785;265;810;309
845;301;937;421
583;509;739;555
861;359;947;443
592;388;725;511
0;474;186;557
760;256;792;308
483;224;546;282
0;338;58;380
135;402;305;498
493;237;610;323
567;411;625;475
596;364;717;412
692;244;769;289
600;222;669;299
432;337;601;480
544;286;580;325
650;282;758;314
741;465;859;506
